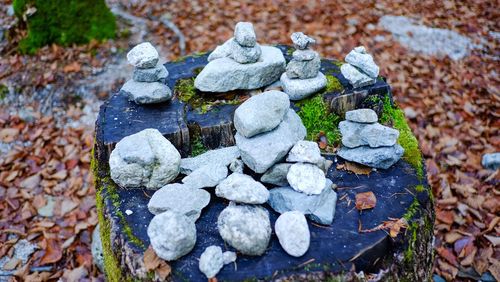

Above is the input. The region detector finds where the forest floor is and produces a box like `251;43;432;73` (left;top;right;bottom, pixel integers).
0;0;498;281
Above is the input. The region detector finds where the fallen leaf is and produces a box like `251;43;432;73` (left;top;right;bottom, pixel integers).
359;217;408;238
39;239;63;265
436;246;458;266
63;62;81;73
19;173;41;189
62;266;88;282
483;234;500;246
0;128;20;143
355;191;377;210
344;161;372;175
144;246;161;271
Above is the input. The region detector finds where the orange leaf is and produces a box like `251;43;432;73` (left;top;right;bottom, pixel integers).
355;191;377;210
40;239;63;265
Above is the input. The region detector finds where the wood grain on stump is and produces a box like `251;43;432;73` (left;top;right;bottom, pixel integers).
93;46;434;281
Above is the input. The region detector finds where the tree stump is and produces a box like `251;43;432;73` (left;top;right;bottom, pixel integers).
93;46;434;281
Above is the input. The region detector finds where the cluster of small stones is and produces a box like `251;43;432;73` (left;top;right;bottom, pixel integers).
337;108;404;169
280;32;327;100
340;46;380;88
121;42;172;104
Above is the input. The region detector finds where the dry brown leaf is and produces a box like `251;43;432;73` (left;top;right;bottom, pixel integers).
39;239;63;265
144;245;161;271
355;191;377;211
359;217;408;238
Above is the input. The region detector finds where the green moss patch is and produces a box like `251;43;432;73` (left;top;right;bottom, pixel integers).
324;74;343;93
190;133;208;157
14;0;116;54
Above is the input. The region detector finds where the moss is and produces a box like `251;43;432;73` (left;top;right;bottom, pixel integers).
13;0;116;54
175;78;197;104
286;47;296;56
190;134;207;157
324;74;343;93
296;93;342;146
0;84;8;101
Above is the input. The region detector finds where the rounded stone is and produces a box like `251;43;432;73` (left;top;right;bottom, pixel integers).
234;22;257;47
286;140;323;164
345;109;378;123
126;42;159;69
287;163;326;195
215;173;269;204
147;211;196;261
275;211;310;257
199;246;224;278
280;72;327;101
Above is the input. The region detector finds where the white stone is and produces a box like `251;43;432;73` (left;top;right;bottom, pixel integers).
285;55;321;79
121;80;172;104
339;121;399;148
109;128;180;189
199;246;224;278
147;211;196;261
228;39;262;64
91;225;104;272
182;163;228;189
127;42;159;68
291;32;315;50
147;183;211;221
275;211;310;257
215;173;269;204
345;46;379;78
292;49;318;61
345;109;378;123
340;64;377;88
195;46;286;92
133;63;169;83
286;140;323;164
287;163;326;195
180;146;240;175
223;251;237;265
280;72;327;101
234;90;290;138
234;22;257;47
482;152;500;170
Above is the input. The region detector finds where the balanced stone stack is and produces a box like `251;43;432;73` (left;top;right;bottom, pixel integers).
121;42;172;104
337;109;404;169
195;22;286;92
280;32;327;100
340;46;380;88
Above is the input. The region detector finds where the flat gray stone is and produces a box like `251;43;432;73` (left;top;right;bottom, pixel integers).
340;64;376;88
229;39;262;64
345;46;379;78
195;46;286;92
223;251;237;265
268;179;337;225
121;80;172;104
235;109;306;173
292;49;318;61
148;211;196;261
285;55;321;79
260;163;291;186
182;163;228;189
286;140;322;164
345;108;378;123
180;146;240;175
91;225;104;272
229;159;244;174
482;152;500;170
339;121;399;148
208;39;232;62
280;72;327;101
234;22;257;47
218;203;271;256
199;246;224;278
287;163;326;195
147;183;211;221
133;63;169;83
337;144;404;169
275;211;310;257
234;90;290;138
291;32;315;50
127;42;159;69
109;128;181;189
215;173;269;204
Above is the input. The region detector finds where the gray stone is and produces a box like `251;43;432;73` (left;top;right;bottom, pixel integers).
195;46;286;92
260;163;291;186
268;179;337;225
286;55;321;79
275;211;310;257
133;63;169;83
182;163;228;189
234;90;290;138
217;203;271;256
235;109;306;173
208;39;232;62
109;128;181;189
91;225;104;272
215;173;269;204
286;140;322;164
147;211;196;261
345;46;379;78
229;159;244;174
147;183;210;221
13;239;38;264
37;195;56;217
180;146;240;175
229;39;262;64
199;246;224;278
287;163;326;195
292;49;318;61
280;72;327;101
127;42;159;69
345;109;378;123
234;22;257;47
121;80;172;104
337;144;404;169
223;251;237;265
291;32;316;50
339;121;399;148
482;152;500;170
340;64;376;88
317;158;333;173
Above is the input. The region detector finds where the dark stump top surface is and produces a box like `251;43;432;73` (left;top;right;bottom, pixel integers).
95;46;430;281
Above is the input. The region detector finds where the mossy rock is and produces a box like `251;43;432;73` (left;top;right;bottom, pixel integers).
93;46;434;281
13;0;116;53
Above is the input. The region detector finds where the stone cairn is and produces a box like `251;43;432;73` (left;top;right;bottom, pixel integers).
121;42;172;104
337;108;404;169
340;46;380;88
280;32;327;100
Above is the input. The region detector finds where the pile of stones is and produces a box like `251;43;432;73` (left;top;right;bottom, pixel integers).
280;32;327;100
121;42;172;104
340;46;380;88
337;108;404;169
194;22;286;92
